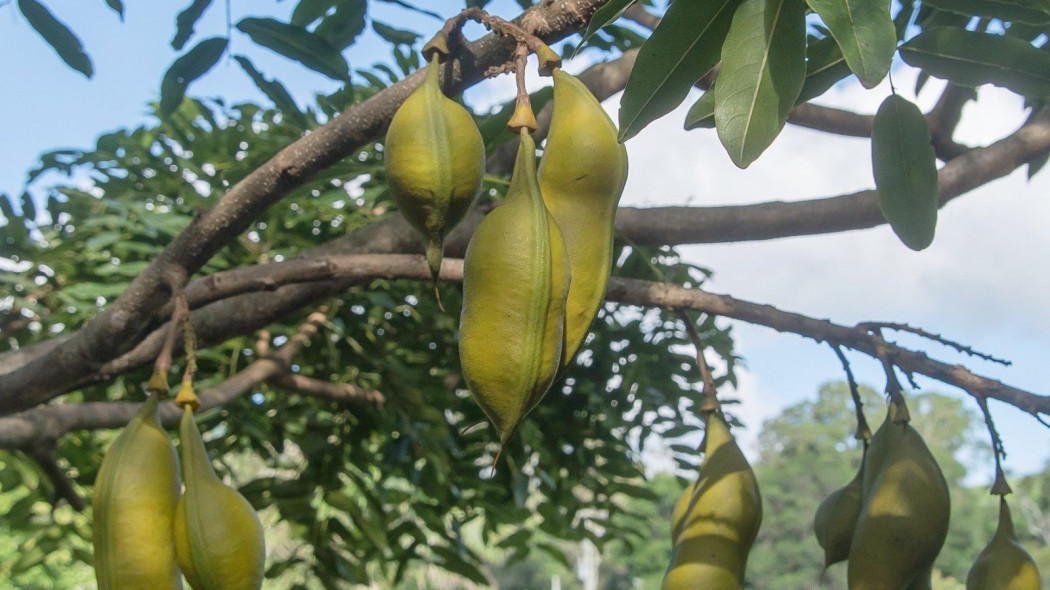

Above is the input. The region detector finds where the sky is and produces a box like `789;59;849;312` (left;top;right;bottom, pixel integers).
2;1;1048;481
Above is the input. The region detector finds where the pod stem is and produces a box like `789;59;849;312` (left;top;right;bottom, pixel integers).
831;344;871;442
677;310;720;415
975;394;1013;495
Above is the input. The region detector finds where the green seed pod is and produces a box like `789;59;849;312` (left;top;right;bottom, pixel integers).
966;497;1042;590
663;412;762;590
173;407;265;590
538;69;628;371
384;54;485;282
813;448;865;568
93;395;182;590
459;131;570;443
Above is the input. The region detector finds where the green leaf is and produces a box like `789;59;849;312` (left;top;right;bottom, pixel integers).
237;17;351;82
715;0;807;168
372;21;420;47
17;0;93;78
315;0;367;50
374;0;442;20
159;37;228;119
105;0;124;20
871;94;939;251
922;0;1050;24
684;90;716;130
805;0;895;88
19;192;36;222
618;0;740;141
796;34;852;104
234;55;308;128
900;27;1050;98
172;0;213;50
578;0;636;52
291;0;337;26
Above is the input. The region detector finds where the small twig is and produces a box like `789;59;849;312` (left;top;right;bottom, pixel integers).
676;310;718;413
271;373;384;408
975;394;1012;495
26;444;86;511
874;336;910;423
831;344;870;441
150;270;190;395
857;321;1010;366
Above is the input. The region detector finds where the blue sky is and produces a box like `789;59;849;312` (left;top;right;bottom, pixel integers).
2;1;1048;480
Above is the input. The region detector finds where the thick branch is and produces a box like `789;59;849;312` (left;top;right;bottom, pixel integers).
3;270;1045;449
0;0;608;416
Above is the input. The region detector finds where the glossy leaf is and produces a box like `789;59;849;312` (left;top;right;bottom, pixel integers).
805;0;895;88
618;0;739;141
105;0;124;20
17;0;93;78
715;0;807;168
172;0;213;50
922;0;1050;24
900;27;1050;98
578;0;636;52
159;37;228;119
796;34;852;104
684;90;716;130
234;56;308;128
372;21;420;46
237;17;351;82
315;0;367;50
871;94;939;251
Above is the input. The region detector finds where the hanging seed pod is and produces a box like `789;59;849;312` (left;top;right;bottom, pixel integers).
537;69;628;371
173;406;265;590
663;412;762;590
813;447;865;569
384;51;485;283
92;395;182;590
459;131;570;443
966;496;1042;590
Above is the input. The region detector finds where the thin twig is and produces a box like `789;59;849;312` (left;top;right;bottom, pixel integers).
975;395;1012;495
676;310;718;414
832;344;870;441
25;445;86;511
857;321;1011;366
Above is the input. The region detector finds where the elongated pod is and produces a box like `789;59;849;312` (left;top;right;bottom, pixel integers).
385;54;485;281
174;407;266;590
459;131;570;443
813;447;865;568
663;412;762;590
93;395;182;590
538;69;628;371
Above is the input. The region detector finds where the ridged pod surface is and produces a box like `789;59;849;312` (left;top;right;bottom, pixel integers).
459;132;570;443
173;407;265;590
966;497;1042;590
814;448;865;568
848;410;950;590
663;412;762;590
384;54;485;280
92;395;182;590
537;69;628;370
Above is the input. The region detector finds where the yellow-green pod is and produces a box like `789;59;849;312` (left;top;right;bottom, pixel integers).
385;54;485;281
813;448;865;568
663;412;762;590
92;395;182;590
459;131;570;443
966;497;1042;590
537;69;628;370
173;407;265;590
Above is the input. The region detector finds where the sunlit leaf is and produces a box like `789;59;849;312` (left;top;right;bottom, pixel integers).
715;0;807;168
578;0;636;53
172;0;213;50
237;17;351;82
871;94;939;251
684;89;715;130
618;0;739;142
159;37;228;119
17;0;93;78
900;27;1050;98
805;0;895;88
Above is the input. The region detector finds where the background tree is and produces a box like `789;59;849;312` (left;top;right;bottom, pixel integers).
2;0;1050;587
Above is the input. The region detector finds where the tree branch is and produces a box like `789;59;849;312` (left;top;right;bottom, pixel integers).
2;264;1046;449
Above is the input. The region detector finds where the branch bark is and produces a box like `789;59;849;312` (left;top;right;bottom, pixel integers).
3;267;1045;449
